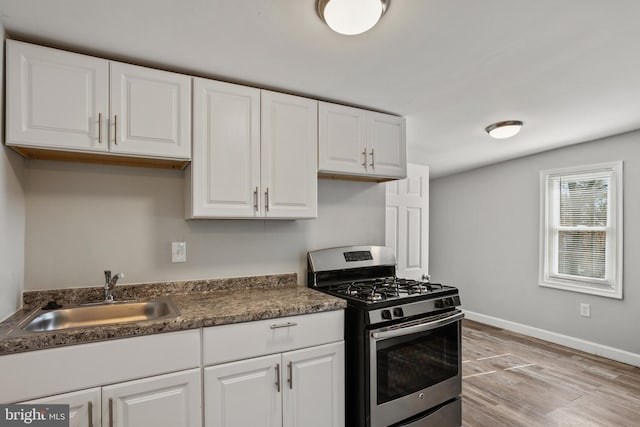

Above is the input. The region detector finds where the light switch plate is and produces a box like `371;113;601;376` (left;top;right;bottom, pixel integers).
171;241;186;263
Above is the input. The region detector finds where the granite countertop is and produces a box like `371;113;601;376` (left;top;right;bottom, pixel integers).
0;273;346;356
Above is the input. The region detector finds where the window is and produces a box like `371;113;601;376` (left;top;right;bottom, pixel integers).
539;161;623;298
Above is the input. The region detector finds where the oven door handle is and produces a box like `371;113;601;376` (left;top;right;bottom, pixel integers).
371;311;464;340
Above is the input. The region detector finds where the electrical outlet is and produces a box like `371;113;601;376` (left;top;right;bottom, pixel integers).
171;241;187;263
580;303;591;318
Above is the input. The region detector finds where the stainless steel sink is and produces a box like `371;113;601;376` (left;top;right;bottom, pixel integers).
16;298;180;333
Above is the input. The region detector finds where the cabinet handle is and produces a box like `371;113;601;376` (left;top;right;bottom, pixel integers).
275;363;281;392
287;361;293;389
88;401;93;427
253;187;259;212
270;322;297;329
98;113;102;144
369;148;375;168
113;115;118;145
361;149;367;169
108;397;113;427
265;188;270;212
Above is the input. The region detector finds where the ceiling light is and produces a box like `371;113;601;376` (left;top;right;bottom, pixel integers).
317;0;390;36
485;120;523;139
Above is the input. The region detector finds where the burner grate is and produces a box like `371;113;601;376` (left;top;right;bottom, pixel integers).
327;278;444;303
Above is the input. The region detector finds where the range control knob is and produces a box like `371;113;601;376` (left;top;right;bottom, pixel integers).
393;307;404;318
445;297;454;307
434;299;444;309
381;310;392;320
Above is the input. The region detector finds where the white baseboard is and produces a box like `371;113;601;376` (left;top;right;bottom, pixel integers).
464;310;640;368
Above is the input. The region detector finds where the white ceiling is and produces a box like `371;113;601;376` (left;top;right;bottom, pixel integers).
2;0;640;177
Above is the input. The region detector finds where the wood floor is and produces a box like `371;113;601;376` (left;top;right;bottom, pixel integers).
461;319;640;427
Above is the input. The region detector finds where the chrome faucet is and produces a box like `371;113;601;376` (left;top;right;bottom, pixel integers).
104;270;124;303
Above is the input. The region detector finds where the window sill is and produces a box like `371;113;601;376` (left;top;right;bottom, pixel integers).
539;280;622;299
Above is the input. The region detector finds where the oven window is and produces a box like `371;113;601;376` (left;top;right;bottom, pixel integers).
376;321;459;404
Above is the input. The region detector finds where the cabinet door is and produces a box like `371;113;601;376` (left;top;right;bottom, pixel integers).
188;78;261;218
366;111;407;179
204;354;282;427
102;368;201;427
318;102;367;176
21;387;101;427
261;90;318;219
6;40;109;152
282;342;345;427
110;62;191;159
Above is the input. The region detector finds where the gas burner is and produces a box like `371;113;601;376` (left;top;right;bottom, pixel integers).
366;293;383;302
323;275;450;305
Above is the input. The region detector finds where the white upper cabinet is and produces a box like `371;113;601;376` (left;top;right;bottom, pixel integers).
187;84;317;219
318;101;406;180
261;90;318;219
6;40;109;152
188;78;261;218
110;62;191;158
6;40;191;161
318;102;366;175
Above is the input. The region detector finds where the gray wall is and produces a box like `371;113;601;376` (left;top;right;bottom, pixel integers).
24;160;385;290
430;130;640;354
0;25;27;320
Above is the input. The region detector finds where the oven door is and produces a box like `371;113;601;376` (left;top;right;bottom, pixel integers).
369;310;463;427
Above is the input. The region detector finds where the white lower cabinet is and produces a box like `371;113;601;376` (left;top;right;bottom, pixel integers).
103;369;201;427
4;312;344;427
22;387;101;427
204;342;344;427
282;343;345;427
205;354;282;427
19;369;201;427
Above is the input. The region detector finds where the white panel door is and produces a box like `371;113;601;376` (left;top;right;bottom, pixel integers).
386;164;429;280
282;342;345;427
261;90;318;219
6;40;109;152
204;354;282;427
318;102;367;175
102;369;201;427
189;78;261;218
21;387;101;427
367;111;407;179
110;62;191;158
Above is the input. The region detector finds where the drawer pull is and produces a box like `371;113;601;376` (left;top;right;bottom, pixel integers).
270;322;298;329
253;187;259;212
98;113;102;144
265;187;270;212
108;398;113;427
113;115;118;145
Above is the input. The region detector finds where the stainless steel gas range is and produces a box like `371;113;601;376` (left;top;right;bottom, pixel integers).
307;245;463;427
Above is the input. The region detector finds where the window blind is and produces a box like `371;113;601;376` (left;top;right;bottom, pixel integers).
540;161;622;299
555;174;609;280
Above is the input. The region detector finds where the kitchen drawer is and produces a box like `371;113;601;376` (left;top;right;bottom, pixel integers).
0;329;200;403
203;310;344;365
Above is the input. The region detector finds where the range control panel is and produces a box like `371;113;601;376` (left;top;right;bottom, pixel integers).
343;251;373;262
368;295;461;325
